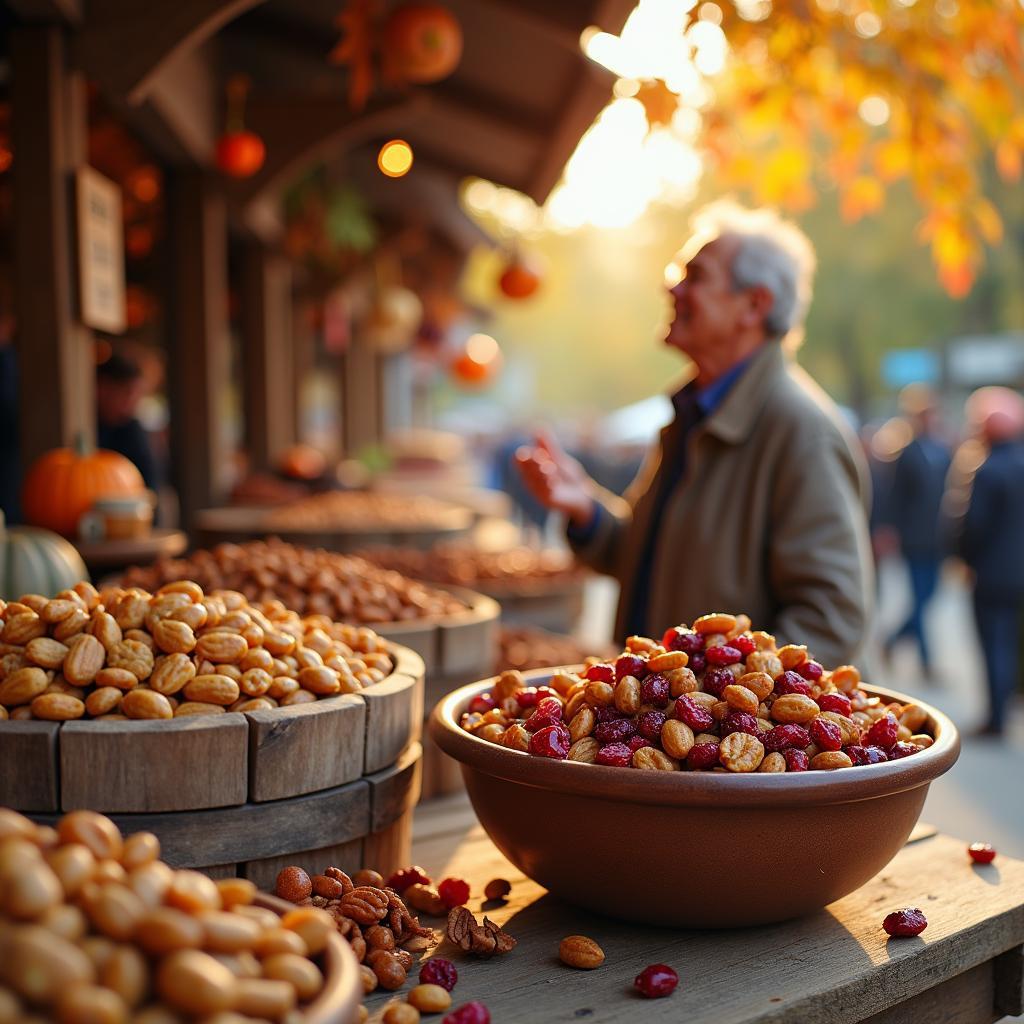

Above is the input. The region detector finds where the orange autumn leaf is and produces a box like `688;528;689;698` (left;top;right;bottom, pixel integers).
840;177;885;223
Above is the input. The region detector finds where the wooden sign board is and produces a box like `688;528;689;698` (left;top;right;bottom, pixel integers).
76;166;126;334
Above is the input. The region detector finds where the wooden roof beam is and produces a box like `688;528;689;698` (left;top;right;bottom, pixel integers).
74;0;267;106
6;0;81;24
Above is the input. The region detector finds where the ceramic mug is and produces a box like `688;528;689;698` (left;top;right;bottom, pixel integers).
79;494;154;541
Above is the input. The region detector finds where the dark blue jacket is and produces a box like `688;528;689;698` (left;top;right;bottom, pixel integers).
888;435;951;558
961;439;1024;600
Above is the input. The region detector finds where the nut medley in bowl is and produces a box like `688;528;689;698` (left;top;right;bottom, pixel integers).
121;539;468;623
0;579;392;721
463;612;934;773
0;807;360;1022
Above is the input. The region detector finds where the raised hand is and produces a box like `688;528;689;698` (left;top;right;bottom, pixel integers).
514;431;596;528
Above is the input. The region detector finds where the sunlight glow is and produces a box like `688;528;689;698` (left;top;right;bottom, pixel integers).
466;333;500;364
859;95;891;126
854;11;882;37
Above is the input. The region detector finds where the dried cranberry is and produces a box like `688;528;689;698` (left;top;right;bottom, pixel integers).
847;745;888;766
584;663;615;684
675;695;714;731
385;865;431;892
528;724;570;759
687;651;707;674
663;627;704;654
468;693;496;714
596;742;633;767
864;713;899;749
514;687;540;708
764;723;810;753
817;693;852;717
640;673;670;707
594;718;636;743
731;634;757;656
525;708;561;732
628;736;652;752
796;659;824;681
720;711;758;737
437;878;470;909
634;963;678;998
443;1002;490;1024
882;908;927;937
808;718;843;752
636;709;668;740
968;842;996;864
687;742;720;769
615;653;648;681
420;957;458;991
888;742;920;760
594;706;628;723
702;666;734;698
705;645;742;666
535;696;564;720
774;670;812;696
783;749;809;772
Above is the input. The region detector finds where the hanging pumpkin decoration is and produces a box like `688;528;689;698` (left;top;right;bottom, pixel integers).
0;511;89;600
451;333;502;387
278;444;328;481
382;3;462;84
216;76;266;179
498;254;542;300
21;436;146;538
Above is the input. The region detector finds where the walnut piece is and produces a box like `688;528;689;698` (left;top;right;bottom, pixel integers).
446;906;517;957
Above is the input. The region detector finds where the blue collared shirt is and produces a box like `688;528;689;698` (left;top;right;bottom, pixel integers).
570;353;755;636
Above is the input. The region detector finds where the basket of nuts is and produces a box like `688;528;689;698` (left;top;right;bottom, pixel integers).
0;807;363;1023
429;613;960;927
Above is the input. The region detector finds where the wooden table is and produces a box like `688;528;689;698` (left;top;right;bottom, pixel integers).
366;794;1024;1023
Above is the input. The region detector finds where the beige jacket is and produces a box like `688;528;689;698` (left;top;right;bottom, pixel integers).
571;342;874;668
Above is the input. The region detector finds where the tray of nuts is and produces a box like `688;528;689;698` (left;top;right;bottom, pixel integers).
0;807;362;1023
0;580;425;813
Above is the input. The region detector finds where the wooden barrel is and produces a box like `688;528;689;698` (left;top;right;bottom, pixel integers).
375;587;500;800
476;576;586;634
193;505;474;552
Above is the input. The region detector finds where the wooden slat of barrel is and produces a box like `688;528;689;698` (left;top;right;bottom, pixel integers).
375;619;439;675
362;812;413;879
437;595;501;678
0;721;60;811
366;742;422;834
34;776;372;868
246;694;365;803
60;716;249;813
244;838;364;891
361;671;422;775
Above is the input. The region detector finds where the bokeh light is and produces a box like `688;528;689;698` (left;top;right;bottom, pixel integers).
378;140;414;178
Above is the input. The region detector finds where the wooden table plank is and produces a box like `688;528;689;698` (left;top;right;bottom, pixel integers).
366;797;1024;1024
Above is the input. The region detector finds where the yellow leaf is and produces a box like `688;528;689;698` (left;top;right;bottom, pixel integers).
874;139;911;182
840;176;885;222
996;141;1022;182
972;199;1003;245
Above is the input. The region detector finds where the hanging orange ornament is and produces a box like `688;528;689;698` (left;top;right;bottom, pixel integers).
216;75;266;178
451;333;501;387
381;3;462;84
497;253;541;300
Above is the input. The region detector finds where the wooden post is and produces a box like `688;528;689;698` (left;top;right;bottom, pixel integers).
291;297;317;445
11;25;95;466
341;335;380;457
166;168;230;528
241;241;294;472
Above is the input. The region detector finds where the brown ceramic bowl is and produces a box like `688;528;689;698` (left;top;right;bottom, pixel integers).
429;670;960;927
254;893;362;1023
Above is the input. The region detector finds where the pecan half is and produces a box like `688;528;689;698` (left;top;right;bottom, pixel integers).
338;886;389;925
446;906;516;958
324;866;355;894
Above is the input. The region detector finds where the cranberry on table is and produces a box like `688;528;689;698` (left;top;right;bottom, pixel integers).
968;842;997;864
420;957;458;991
443;1002;490;1024
676;695;714;732
634;963;679;998
882;908;928;937
783;748;810;772
438;877;471;909
386;865;431;892
596;742;633;768
529;724;571;759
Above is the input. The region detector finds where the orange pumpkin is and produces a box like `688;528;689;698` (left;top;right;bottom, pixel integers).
278;444;328;481
498;260;541;300
216;130;266;179
382;3;463;84
22;441;146;537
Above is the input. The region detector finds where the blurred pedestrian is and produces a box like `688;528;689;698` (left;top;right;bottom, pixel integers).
516;202;873;666
882;384;951;678
958;387;1024;737
96;352;161;491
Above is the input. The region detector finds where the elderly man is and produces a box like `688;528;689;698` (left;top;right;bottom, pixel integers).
516;203;873;667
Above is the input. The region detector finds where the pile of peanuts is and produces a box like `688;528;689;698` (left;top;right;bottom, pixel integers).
354;544;580;591
121;540;468;624
496;627;616;676
266;492;465;532
274;864;435;998
0;807;338;1020
461;612;936;773
0;580;393;722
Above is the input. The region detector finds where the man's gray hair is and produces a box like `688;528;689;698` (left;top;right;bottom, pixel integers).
691;200;817;342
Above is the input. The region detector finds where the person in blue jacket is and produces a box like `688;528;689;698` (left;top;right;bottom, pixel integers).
959;388;1024;737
